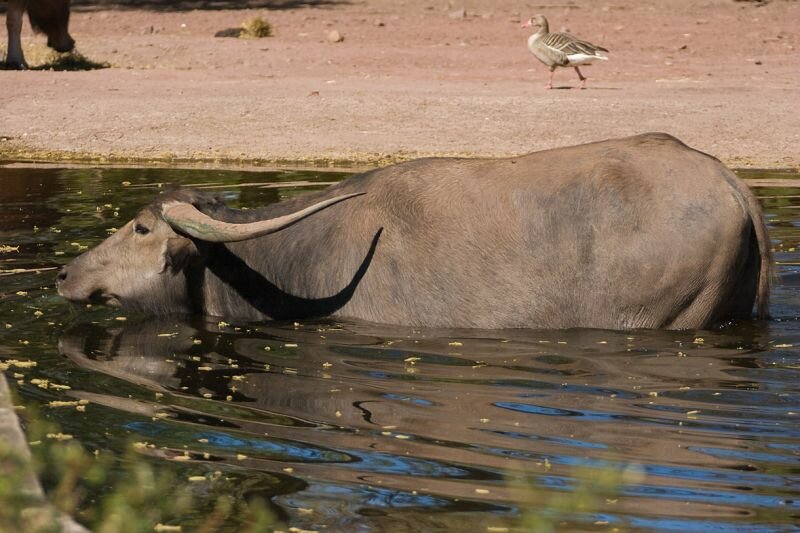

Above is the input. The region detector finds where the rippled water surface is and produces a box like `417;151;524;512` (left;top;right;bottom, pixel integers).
1;165;798;531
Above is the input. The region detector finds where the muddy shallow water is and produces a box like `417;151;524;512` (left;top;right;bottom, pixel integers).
1;166;798;531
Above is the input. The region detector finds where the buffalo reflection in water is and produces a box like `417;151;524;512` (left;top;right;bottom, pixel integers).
57;318;767;483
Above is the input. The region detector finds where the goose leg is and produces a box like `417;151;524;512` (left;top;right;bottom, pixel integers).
546;68;555;90
574;66;587;89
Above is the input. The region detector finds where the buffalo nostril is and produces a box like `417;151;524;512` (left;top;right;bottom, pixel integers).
57;268;68;282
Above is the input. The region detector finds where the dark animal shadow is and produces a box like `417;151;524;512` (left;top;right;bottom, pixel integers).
550;85;619;91
202;228;383;320
29;51;109;71
67;0;347;12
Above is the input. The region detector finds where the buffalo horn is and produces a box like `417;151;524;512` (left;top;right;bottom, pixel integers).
161;193;364;242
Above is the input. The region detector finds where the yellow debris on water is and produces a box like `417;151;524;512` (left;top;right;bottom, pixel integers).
46;433;73;441
154;524;182;532
288;528;318;533
30;378;50;389
48;400;88;408
0;359;37;371
448;341;463;347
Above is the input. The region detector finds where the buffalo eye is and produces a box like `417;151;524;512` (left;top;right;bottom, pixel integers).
134;223;151;235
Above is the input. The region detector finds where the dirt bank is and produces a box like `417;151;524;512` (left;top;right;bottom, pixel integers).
1;0;798;168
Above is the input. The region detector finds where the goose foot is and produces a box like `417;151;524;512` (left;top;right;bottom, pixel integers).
574;67;587;89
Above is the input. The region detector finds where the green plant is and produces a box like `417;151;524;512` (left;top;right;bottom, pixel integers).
1;402;277;532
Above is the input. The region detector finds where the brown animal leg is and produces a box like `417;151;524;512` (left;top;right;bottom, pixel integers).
27;0;75;53
574;66;587;89
5;0;27;69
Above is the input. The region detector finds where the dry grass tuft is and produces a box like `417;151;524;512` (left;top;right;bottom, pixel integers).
215;17;272;39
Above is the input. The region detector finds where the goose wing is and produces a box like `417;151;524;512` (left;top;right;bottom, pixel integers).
543;32;609;57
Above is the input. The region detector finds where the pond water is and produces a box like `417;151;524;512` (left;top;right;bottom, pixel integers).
1;165;798;531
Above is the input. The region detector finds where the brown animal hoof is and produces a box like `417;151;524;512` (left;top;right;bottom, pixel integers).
49;36;75;53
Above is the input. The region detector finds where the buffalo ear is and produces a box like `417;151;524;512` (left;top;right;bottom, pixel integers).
164;237;199;273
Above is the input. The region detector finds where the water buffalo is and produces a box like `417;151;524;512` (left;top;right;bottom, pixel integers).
4;0;74;69
57;133;770;330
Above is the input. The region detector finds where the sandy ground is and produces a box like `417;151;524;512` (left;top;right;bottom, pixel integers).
1;0;798;169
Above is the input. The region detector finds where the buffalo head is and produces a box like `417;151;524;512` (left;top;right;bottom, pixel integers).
57;189;362;315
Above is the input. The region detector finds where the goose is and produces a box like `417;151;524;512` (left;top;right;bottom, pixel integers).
522;15;608;89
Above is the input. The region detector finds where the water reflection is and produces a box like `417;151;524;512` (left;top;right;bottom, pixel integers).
56;316;799;530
